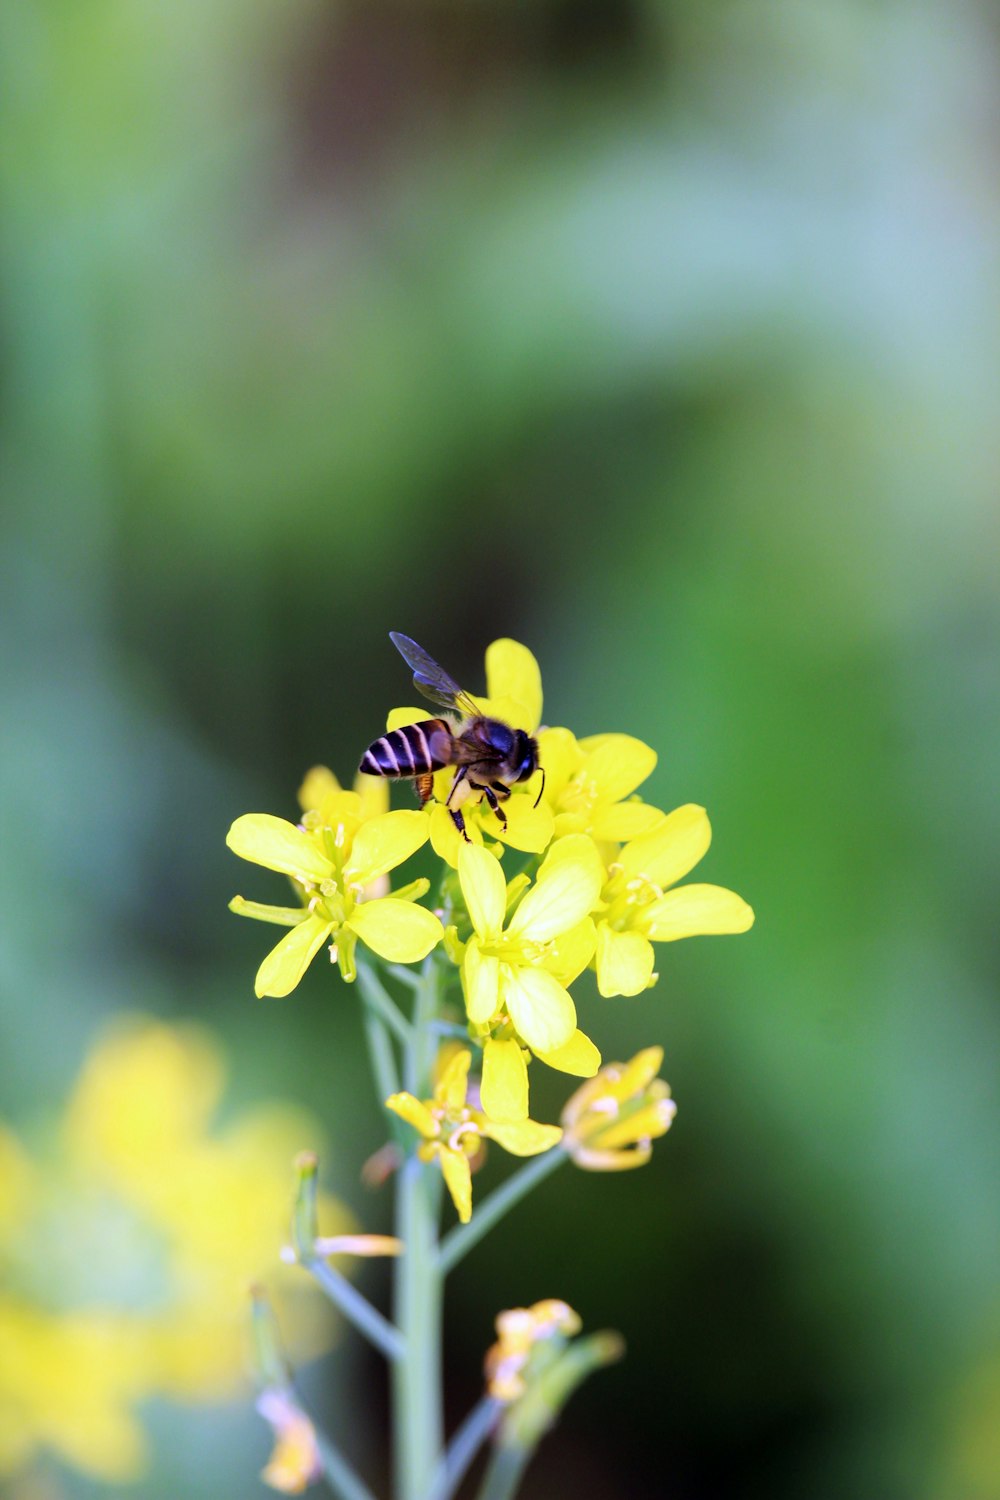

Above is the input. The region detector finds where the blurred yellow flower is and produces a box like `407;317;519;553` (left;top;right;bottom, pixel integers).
385;1048;561;1223
456;837;604;1120
483;1299;581;1402
387;638;553;868
561;1047;677;1170
228;765;442;994
595;803;755;996
256;1388;322;1494
0;1015;350;1483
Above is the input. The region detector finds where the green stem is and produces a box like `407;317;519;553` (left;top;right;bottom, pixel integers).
438;1149;566;1276
357;963;413;1167
311;1414;380;1500
474;1442;529;1500
306;1257;406;1364
428;1395;504;1500
393;958;445;1500
362;1003;401;1103
358;965;414;1048
386;962;425;992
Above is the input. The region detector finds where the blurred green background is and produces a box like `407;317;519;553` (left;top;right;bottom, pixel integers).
2;0;999;1496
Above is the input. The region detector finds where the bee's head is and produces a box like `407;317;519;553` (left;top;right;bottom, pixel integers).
511;730;538;784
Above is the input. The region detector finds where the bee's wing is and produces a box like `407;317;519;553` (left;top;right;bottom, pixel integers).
389;632;481;718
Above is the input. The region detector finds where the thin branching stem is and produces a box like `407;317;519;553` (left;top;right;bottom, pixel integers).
438;1148;567;1276
428;1394;504;1500
311;1416;380;1500
357;964;413;1047
305;1257;406;1364
474;1442;530;1500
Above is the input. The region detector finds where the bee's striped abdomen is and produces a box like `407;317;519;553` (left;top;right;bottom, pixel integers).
359;718;452;779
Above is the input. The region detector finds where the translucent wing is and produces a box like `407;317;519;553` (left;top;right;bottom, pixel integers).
389;632;481;718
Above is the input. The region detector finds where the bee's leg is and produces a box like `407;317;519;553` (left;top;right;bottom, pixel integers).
480;782;508;832
446;766;468;806
415;772;434;807
446;767;472;840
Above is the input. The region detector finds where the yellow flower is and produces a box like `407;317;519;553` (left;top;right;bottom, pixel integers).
595;804;755;997
387;637;554;868
561;1047;677;1170
484;1300;582;1402
0;1016;350;1483
456;837;605;1121
228;766;442;995
256;1388;322;1494
538;728;665;843
385;1049;562;1224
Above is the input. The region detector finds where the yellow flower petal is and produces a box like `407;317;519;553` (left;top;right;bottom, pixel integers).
598;1099;676;1149
229;896;305;927
542;918;597;986
354;772;390;821
537;727;583;804
619;804;711;888
298;766;341;813
595;923;656;998
642;884;755;941
458;842;507;940
440;1149;473;1223
436;1048;472;1113
483;1119;563;1155
614;1046;664;1097
572;1144;652;1172
534;1029;602;1077
385;1092;437;1138
537;831;607;886
589;800;664;842
344;810;430;885
581;735;657;802
255;914;333;998
346;898;443;963
386;705;434;732
485;638;543;732
481;1038;529;1122
493;796;554;854
429;802;468;867
502;966;576;1054
462;938;500;1024
508;836;603;943
227;815;334;884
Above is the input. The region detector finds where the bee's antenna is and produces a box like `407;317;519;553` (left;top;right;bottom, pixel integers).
533;766;546;809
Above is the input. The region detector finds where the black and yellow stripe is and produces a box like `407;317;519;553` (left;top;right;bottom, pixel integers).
359;718;451;779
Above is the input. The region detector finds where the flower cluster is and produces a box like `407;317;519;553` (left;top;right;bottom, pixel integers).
227;635;753;1202
222;632;757;1497
228;768;442;994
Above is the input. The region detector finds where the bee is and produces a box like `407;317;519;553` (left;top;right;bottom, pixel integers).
359;632;544;841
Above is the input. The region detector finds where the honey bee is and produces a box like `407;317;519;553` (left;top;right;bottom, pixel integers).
359;632;544;841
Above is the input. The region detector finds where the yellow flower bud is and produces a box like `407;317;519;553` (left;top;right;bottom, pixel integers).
561;1048;676;1171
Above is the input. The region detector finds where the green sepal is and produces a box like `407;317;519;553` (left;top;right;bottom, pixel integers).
291;1151;319;1259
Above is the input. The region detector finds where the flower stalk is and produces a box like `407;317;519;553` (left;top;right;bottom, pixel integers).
392;959;446;1500
225;634;755;1500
